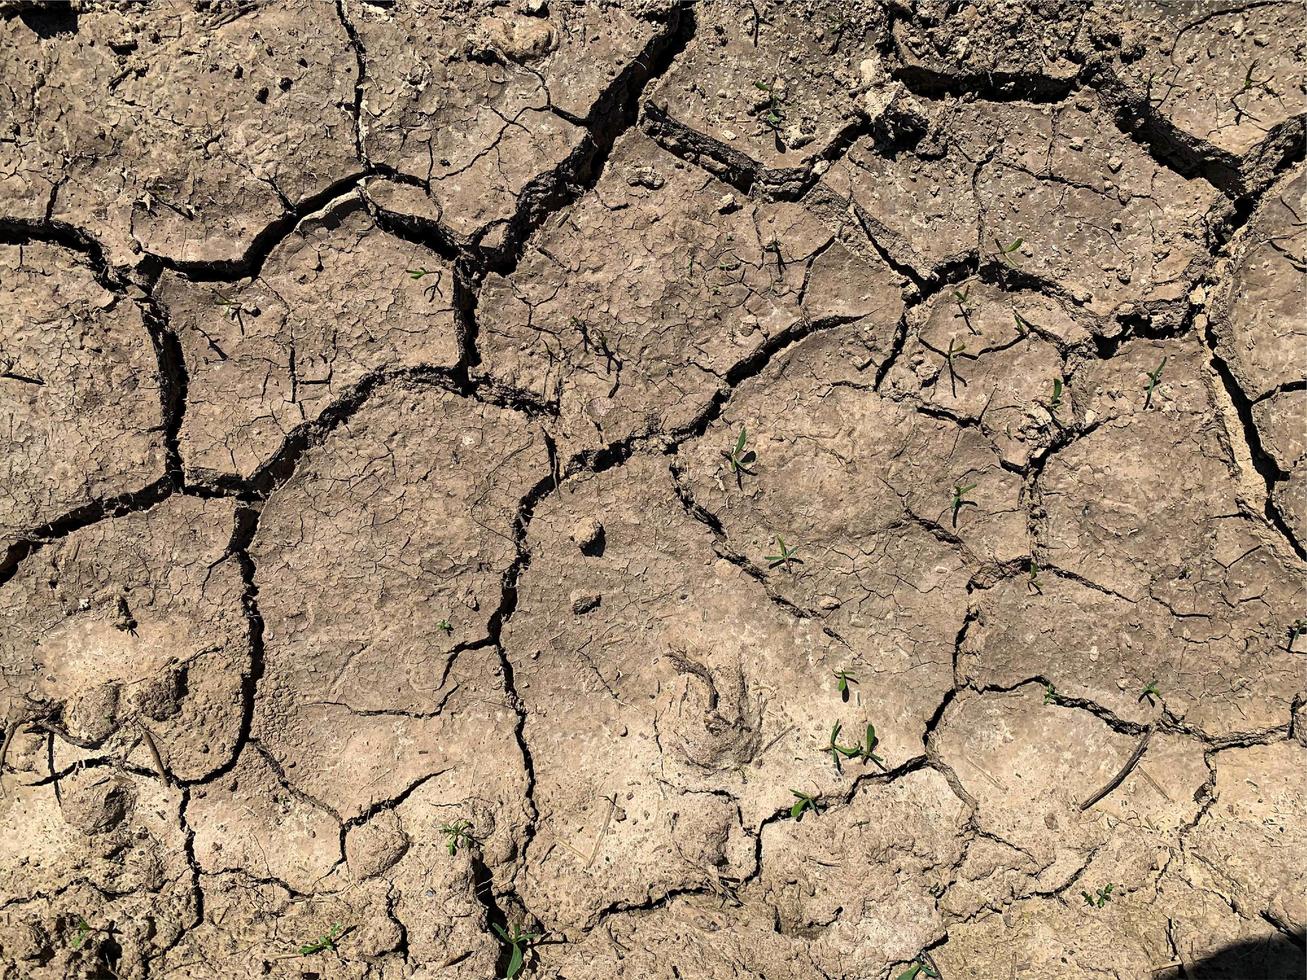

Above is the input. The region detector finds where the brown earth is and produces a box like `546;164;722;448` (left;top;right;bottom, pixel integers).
1;1;1305;978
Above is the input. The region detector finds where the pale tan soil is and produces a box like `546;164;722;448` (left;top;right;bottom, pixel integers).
1;2;1304;979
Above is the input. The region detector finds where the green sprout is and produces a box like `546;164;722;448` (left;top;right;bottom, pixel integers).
212;291;245;325
71;917;91;951
1238;61;1268;94
1043;682;1058;705
1047;377;1064;419
1082;883;1115;908
824;722;863;766
439;819;475;856
492;922;542;980
789;789;819;821
996;236;1024;266
821;722;884;770
897;959;940;980
951;285;978;334
765;536;800;571
299;923;343;956
944;336;969;397
1013;310;1036;337
833;669;857;700
753;79;786;130
1143;356;1167;409
950;482;978;528
859;723;886;770
1231;61;1276;122
436;619;453;635
722;425;757;485
407;267;443;301
1028;558;1043;595
1139;681;1161;706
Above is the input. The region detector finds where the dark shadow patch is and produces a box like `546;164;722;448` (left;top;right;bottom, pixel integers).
16;4;79;38
1159;931;1306;980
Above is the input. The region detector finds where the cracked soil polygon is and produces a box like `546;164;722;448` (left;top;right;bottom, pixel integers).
159;196;460;486
0;0;359;270
1;241;165;549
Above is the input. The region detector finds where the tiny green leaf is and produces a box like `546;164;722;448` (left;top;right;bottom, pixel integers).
507;944;525;979
1144;356;1168;409
299;923;342;956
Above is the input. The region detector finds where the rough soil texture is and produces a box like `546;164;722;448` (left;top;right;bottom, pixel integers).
1;2;1304;979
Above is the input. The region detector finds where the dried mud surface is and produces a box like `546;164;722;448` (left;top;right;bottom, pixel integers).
1;2;1305;978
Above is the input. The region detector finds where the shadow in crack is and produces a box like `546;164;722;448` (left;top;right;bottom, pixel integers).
1158;931;1305;980
15;5;79;37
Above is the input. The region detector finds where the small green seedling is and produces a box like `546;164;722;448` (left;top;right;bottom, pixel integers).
1043;682;1058;705
833;669;856;701
1082;883;1115;908
1047;377;1064;419
996;236;1024;266
440;819;475;855
789;789;819;821
1028;558;1043;595
897;959;940;980
1231;60;1276;122
1013;310;1036;337
492;922;541;980
859;723;886;770
765;536;800;571
722;426;757;485
951;285;978;334
950;482;978;528
213;291;245;325
407;267;443;301
753;79;786;130
1143;356;1167;409
1237;60;1273;96
944;337;969;397
1237;62;1256;94
824;723;862;765
1139;681;1161;706
300;922;343;956
71;917;91;951
436;619;453;635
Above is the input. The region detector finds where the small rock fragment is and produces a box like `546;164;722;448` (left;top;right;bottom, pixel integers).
628;167;665;190
570;518;605;555
571;593;601;615
345;811;409;880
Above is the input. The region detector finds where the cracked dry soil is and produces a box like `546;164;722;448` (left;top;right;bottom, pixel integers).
0;1;1304;978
